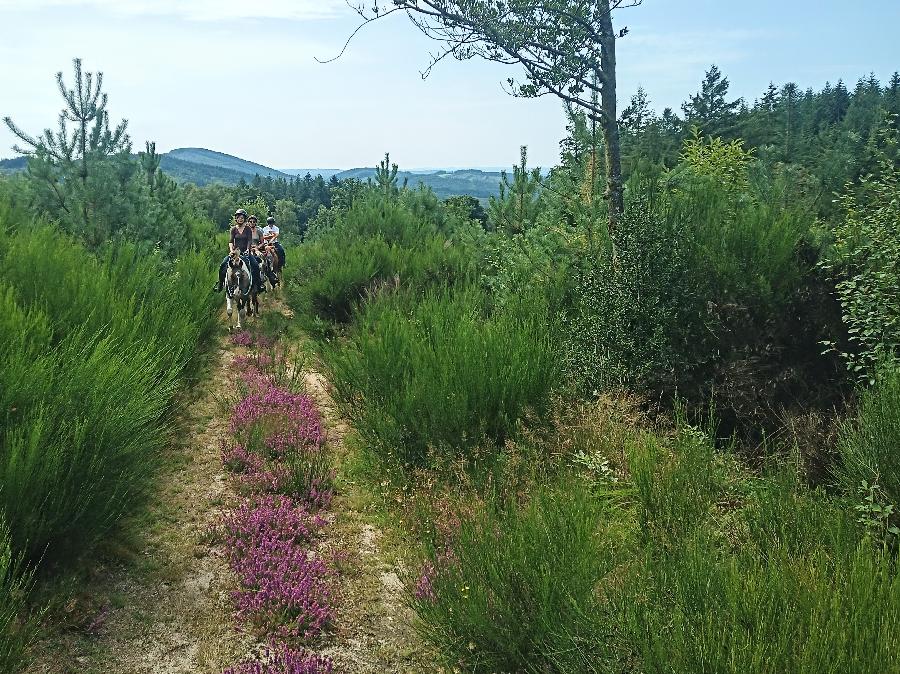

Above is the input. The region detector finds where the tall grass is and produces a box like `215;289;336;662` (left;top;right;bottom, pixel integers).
326;286;559;467
627;533;900;674
0;215;218;563
0;518;35;674
412;478;619;674
836;365;900;507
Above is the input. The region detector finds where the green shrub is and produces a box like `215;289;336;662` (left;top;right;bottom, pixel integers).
0;215;218;563
836;366;900;510
326;286;559;467
627;534;900;674
412;478;620;673
0;518;35;674
288;193;475;334
566;163;822;434
565;193;708;394
821;123;900;381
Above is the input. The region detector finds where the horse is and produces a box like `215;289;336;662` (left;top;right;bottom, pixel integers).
259;244;281;291
225;250;255;330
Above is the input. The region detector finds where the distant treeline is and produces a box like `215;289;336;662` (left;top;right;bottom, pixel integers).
610;67;900;216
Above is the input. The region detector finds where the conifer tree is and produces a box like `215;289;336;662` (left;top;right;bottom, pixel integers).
374;152;401;198
681;65;742;137
488;146;542;234
4;58;132;244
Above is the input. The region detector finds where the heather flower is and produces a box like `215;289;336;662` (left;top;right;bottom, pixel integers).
232;331;253;347
223;643;333;674
230;387;324;452
222;495;333;637
223;444;266;475
414;561;437;603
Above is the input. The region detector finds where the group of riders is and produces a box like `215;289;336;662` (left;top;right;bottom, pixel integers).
213;208;286;295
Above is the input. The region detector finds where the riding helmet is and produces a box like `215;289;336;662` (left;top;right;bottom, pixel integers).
234;208;248;217
266;216;275;224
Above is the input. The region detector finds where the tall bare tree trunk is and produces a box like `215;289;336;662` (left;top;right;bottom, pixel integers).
598;3;623;237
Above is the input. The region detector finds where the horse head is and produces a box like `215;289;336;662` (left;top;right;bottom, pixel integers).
225;252;249;298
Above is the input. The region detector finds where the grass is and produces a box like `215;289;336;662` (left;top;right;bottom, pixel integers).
0;213;218;565
411;476;620;674
836;365;900;508
325;285;559;468
0;519;36;674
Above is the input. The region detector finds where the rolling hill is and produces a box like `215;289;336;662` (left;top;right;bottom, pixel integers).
165;148;291;180
0;147;506;199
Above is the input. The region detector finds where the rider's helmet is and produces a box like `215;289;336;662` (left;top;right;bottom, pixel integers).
266;216;275;225
248;215;258;224
234;208;248;218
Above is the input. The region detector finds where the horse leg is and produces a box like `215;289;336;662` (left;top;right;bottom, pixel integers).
226;295;234;331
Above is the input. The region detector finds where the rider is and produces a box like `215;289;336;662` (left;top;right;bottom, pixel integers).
247;215;268;293
263;216;285;269
213;209;262;293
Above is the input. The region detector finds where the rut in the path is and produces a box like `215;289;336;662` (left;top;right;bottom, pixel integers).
26;342;250;674
301;371;436;673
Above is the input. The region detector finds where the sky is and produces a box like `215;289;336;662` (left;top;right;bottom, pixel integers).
1;0;898;170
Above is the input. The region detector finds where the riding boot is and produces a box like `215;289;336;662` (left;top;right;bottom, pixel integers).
213;260;227;292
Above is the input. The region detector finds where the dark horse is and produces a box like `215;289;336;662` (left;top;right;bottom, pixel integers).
259;244;282;291
225;250;258;330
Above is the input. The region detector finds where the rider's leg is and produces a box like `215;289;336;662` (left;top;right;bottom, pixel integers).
213;256;228;292
244;253;263;293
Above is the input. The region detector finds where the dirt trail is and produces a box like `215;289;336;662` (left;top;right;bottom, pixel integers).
26;341;250;674
25;300;434;673
302;370;436;672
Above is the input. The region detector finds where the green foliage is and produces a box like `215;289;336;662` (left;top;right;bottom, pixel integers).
821;121;900;380
565;192;707;394
443;195;487;227
0;212;218;563
288;191;475;334
326;287;559;467
373;152;402;198
627;532;900;674
681;64;742;137
629;421;728;548
3;60;217;253
488;146;543;233
836;366;900;515
565;133;815;424
0;519;35;674
413;478;617;673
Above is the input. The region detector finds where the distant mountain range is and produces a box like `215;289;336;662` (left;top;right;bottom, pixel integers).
0;147;507;199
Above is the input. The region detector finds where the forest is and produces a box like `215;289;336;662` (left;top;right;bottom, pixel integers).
1;1;899;670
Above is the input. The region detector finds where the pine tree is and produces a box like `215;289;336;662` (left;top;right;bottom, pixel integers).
373;152;400;198
488;146;543;234
620;87;655;135
3;58;133;244
681;65;742;137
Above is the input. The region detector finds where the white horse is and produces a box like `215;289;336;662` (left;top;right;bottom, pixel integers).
225;250;252;331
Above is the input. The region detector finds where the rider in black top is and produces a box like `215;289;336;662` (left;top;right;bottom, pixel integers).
213;209;263;292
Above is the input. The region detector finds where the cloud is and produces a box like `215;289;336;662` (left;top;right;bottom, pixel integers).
0;0;350;21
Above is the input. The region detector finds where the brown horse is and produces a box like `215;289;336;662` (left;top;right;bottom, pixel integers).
261;244;282;290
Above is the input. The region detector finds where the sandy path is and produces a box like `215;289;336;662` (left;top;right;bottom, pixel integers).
25;298;437;673
26;341;250;674
301;371;437;673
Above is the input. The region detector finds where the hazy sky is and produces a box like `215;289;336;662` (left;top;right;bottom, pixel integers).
1;0;898;169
